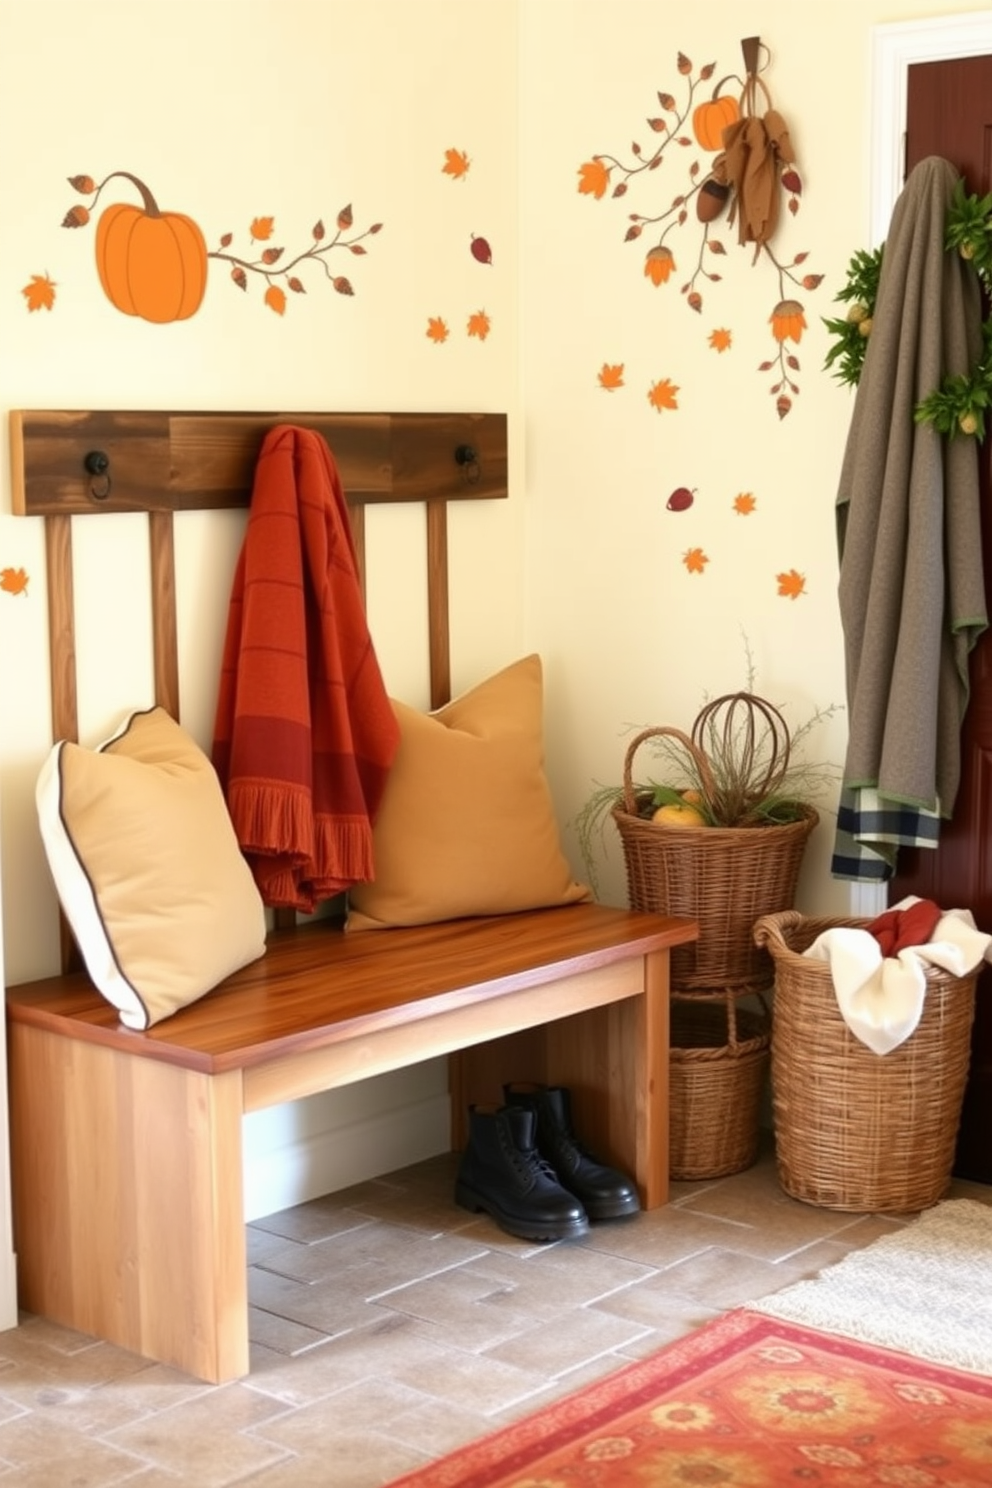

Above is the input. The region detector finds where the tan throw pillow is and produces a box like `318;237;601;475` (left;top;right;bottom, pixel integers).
36;707;267;1029
347;654;590;930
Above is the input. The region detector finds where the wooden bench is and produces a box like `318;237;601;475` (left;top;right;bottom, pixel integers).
4;409;697;1384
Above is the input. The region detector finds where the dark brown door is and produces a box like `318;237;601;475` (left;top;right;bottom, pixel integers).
891;54;992;1182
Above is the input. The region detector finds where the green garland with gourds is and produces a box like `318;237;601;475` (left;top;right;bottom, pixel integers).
823;181;992;439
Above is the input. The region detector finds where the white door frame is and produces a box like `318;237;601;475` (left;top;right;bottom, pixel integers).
869;11;992;242
848;10;992;920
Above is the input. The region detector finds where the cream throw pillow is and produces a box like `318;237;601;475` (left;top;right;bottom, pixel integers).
36;707;267;1029
347;654;590;930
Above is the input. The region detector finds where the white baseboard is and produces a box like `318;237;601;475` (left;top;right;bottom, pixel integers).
242;1093;452;1223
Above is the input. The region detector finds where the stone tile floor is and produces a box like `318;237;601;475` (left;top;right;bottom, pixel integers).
0;1139;988;1486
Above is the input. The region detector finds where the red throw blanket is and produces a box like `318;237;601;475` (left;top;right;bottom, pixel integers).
212;425;399;911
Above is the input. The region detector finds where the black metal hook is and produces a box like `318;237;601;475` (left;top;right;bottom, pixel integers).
84;450;112;501
454;443;481;486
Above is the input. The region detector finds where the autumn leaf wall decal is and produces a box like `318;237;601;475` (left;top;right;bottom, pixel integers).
648;377;679;412
21;274;57;312
56;170;382;323
466;310;491;340
667;486;696;511
426;150;497;345
470;234;493;265
598;363;625;390
777;568;807;599
442;148;471;181
0;568;30;597
577;47;823;420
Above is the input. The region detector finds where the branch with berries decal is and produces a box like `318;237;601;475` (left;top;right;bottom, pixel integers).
577;38;823;421
212;203;381;316
760;247;823;421
53;170;382;323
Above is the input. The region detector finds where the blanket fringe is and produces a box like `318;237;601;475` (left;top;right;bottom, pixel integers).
228;781;377;910
227;781;314;862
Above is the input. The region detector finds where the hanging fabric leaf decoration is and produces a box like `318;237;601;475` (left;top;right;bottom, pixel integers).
712;42;798;257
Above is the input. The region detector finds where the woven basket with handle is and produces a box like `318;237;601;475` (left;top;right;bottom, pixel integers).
754;910;978;1212
670;990;770;1180
612;726;818;992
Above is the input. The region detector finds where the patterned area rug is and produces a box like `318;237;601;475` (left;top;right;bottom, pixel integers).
386;1308;992;1487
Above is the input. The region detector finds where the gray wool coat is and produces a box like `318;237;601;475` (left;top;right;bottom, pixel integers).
836;155;986;817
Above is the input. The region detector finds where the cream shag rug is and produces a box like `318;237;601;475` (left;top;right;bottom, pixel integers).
750;1197;992;1375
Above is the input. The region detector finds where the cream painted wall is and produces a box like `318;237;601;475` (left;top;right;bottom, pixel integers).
0;0;523;983
520;0;991;917
0;0;988;1243
0;0;522;1223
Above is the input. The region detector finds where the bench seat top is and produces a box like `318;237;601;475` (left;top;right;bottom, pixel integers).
6;902;697;1076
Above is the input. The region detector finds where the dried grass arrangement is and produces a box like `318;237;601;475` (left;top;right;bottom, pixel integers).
575;689;840;895
574;689;839;995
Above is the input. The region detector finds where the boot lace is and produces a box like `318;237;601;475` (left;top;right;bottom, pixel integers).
500;1128;560;1188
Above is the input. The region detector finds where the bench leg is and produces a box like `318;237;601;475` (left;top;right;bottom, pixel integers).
8;1024;248;1384
539;945;669;1209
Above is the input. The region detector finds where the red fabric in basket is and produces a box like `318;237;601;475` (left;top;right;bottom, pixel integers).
865;898;942;957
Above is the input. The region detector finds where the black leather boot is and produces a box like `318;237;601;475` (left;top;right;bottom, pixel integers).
503;1084;641;1221
454;1105;590;1242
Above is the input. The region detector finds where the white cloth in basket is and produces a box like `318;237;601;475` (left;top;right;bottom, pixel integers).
802;896;992;1054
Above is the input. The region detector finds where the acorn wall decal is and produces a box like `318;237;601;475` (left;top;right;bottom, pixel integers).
696;177;731;222
470;233;493;265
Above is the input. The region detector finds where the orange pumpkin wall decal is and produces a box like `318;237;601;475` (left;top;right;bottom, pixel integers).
691;84;740;151
55;168;383;323
94;172;207;324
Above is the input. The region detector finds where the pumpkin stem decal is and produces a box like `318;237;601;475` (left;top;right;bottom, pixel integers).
62;171;382;323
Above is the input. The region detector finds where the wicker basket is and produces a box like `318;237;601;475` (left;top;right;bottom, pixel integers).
612;728;818;992
754;910;978;1212
670;991;770;1180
